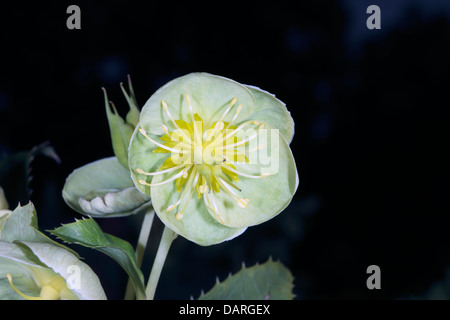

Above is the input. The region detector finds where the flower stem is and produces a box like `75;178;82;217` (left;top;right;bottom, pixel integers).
145;226;177;300
124;207;155;300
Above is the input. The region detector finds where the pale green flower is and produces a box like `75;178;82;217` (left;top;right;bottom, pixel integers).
0;240;106;300
0;202;106;300
129;73;298;245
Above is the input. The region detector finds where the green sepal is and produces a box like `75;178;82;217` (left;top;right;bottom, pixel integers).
103;76;141;168
121;75;140;128
103;88;134;168
49;218;146;300
198;258;295;300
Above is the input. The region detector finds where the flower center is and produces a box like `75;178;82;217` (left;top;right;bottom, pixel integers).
6;271;77;300
136;95;270;224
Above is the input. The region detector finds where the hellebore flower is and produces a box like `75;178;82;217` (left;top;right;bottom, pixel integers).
0;202;106;300
129;73;298;245
0;240;106;300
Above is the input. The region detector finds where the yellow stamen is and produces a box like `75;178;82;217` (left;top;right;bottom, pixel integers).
136;164;184;176
205;97;237;141
138;168;186;187
208;120;260;150
184;94;195;121
6;273;42;300
204;192;226;224
223;104;243;131
167;168;198;214
139;128;183;153
249;144;265;153
217;177;250;208
220;164;271;179
162;100;193;143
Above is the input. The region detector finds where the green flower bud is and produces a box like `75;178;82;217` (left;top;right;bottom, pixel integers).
103;75;140;168
62;157;151;218
129;73;298;246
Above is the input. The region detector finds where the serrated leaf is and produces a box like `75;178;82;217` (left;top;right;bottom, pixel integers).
198;259;294;300
0;202;79;258
0;202;49;243
49;218;146;300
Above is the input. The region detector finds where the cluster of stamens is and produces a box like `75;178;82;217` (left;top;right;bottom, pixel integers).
136;94;270;224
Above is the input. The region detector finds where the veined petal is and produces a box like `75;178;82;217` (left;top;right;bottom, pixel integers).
243;85;295;144
139;73;257;136
19;241;107;300
208;123;298;228
150;171;247;246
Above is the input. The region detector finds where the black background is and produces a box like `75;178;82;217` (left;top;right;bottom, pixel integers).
0;1;449;300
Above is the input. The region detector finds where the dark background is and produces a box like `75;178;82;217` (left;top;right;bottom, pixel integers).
0;1;449;300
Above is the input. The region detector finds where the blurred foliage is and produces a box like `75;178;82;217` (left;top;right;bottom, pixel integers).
0;142;60;207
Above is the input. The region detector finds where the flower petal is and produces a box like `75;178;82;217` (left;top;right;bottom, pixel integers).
0;241;42;299
243;85;295;144
150;174;247;246
207;123;298;228
139;73;257;136
19;241;107;300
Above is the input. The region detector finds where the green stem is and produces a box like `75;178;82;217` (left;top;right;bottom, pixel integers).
124;207;155;300
145;226;177;300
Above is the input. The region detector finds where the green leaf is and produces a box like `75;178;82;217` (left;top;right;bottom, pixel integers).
198;259;295;300
1;202;54;244
50;218;146;300
0;202;80;258
63;157;151;218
